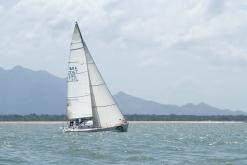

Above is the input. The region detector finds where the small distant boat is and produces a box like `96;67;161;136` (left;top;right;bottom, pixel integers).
63;22;128;132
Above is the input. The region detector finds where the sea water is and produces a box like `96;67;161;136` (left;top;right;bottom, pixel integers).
0;122;246;165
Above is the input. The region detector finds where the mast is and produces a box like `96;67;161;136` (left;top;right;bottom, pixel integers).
82;40;101;128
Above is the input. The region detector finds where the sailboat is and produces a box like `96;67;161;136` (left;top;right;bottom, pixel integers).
64;22;128;132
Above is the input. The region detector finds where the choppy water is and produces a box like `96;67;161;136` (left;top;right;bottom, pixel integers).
0;123;247;165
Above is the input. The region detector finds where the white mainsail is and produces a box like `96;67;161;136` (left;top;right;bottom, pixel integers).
67;22;126;129
67;23;92;120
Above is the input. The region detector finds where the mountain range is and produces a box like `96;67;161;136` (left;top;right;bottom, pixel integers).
0;66;245;115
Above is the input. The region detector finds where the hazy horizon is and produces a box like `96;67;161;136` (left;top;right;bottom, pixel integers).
0;65;246;114
0;0;247;112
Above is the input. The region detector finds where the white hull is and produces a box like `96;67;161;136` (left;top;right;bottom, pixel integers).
63;123;129;132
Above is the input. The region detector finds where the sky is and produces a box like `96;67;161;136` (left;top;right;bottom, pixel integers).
0;0;247;111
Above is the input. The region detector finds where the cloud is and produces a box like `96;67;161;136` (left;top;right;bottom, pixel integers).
1;0;247;70
0;0;247;111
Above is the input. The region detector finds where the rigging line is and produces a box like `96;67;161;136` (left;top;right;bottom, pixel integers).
91;83;105;87
68;95;89;99
71;41;82;45
76;27;102;127
93;104;116;108
76;71;88;74
70;47;83;51
68;61;83;64
67;80;78;83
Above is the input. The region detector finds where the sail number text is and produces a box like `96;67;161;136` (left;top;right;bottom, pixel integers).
68;66;78;82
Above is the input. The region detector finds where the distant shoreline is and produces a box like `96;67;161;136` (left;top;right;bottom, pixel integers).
129;121;244;124
0;121;244;124
1;114;247;122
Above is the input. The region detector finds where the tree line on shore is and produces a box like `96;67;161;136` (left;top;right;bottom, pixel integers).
0;114;247;121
